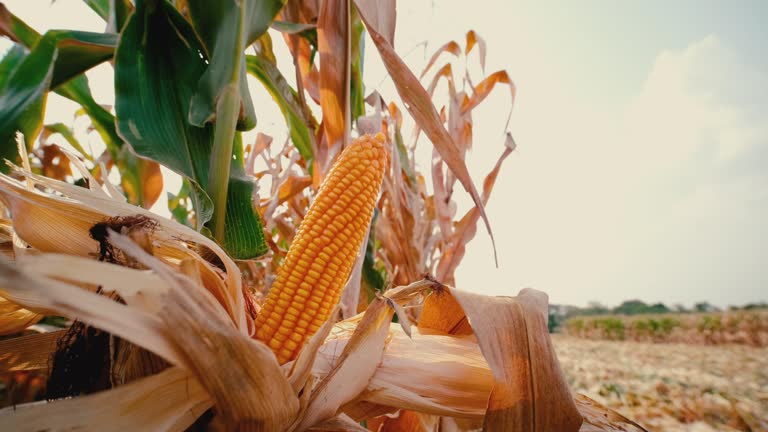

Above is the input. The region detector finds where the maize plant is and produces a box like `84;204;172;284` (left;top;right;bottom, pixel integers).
0;0;647;431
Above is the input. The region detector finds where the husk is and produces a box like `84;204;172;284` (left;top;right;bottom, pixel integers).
0;168;249;333
0;329;62;372
0;295;43;335
0;169;643;431
0;367;210;432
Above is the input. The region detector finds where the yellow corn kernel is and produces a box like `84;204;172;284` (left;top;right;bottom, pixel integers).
254;133;388;364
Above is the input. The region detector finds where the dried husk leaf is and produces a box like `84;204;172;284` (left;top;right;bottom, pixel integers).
0;367;210;432
108;231;300;431
0;170;249;332
0;329;61;372
307;413;369;432
0;257;181;365
371;410;440;432
297;296;394;430
317;325;492;418
441;288;581;430
0;294;43;335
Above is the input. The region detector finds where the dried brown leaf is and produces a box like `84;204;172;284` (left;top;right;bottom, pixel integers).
317;0;351;177
420;41;461;79
465;30;486;72
436;139;513;283
462;70;516;115
355;1;496;263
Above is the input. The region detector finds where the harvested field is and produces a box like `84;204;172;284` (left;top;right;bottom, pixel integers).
553;334;768;431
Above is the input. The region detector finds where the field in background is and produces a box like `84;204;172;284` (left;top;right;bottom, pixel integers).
560;310;768;346
553;335;768;432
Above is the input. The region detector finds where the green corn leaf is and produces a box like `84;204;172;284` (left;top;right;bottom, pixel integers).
114;0;266;258
82;0;135;35
186;0;284;130
1;5;159;208
43;123;93;161
350;8;365;122
0;30;114;170
82;0;110;20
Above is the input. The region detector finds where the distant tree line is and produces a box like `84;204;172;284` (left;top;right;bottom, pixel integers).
547;300;768;333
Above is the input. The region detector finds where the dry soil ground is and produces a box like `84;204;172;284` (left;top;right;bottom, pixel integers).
553;334;768;431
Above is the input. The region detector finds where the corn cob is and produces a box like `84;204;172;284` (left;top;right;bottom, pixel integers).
255;133;388;364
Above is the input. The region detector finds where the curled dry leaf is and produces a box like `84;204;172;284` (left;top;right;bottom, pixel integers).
420;40;461;79
465;30;486;72
354;0;497;262
436;141;514;284
418;287;582;431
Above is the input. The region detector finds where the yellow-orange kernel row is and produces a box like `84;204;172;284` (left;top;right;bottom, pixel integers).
254;133;388;364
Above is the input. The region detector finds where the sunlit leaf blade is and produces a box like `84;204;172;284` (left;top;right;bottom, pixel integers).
114;0;266;257
47;32;115;88
0;6;154;207
350;8;366;122
82;0;134;32
42;123;92;161
246;53;315;161
0;45;25;90
0;15;116;170
0;3;38;46
354;0;497;263
271;20;316;34
56;75;164;209
82;0;110;20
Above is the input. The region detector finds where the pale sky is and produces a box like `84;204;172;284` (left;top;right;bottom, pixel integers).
2;1;766;308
